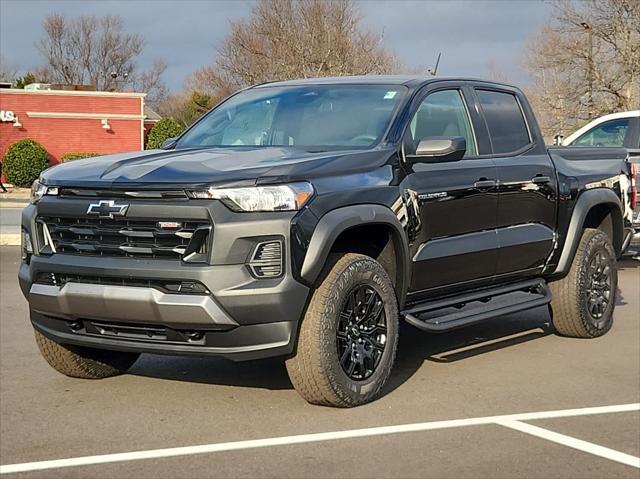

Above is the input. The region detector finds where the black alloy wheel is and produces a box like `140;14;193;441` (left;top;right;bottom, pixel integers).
337;284;387;381
584;250;613;324
549;228;617;338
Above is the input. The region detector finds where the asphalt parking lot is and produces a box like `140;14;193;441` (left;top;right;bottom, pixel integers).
0;245;638;478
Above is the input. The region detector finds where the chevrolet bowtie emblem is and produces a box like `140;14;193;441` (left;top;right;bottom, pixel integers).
86;200;129;219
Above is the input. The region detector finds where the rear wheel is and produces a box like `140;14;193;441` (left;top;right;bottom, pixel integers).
286;253;399;407
34;329;140;379
549;228;617;338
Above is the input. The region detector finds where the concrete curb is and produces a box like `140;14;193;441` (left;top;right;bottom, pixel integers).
0;201;29;207
1;234;21;246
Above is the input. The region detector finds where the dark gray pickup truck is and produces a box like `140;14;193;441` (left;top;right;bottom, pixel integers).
20;77;635;406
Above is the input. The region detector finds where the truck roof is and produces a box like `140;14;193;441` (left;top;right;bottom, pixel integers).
253;75;518;90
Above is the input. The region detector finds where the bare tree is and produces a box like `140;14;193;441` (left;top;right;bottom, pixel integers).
37;13;166;105
0;55;18;83
157;90;219;127
485;59;512;84
191;0;397;95
132;60;168;108
525;0;640;140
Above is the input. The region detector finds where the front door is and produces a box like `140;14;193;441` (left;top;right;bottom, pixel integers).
401;87;499;297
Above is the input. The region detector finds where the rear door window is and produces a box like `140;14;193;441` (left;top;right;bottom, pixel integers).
476;90;531;154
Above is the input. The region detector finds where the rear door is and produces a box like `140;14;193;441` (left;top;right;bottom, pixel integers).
401;82;499;296
471;85;558;279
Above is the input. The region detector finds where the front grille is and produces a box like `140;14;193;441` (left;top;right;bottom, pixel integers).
59;188;188;199
70;319;206;344
88;321;168;341
38;216;211;260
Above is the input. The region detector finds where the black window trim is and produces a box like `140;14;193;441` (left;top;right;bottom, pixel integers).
629;117;640;149
473;86;536;158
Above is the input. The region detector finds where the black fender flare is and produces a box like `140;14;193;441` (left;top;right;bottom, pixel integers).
553;188;623;276
300;204;411;307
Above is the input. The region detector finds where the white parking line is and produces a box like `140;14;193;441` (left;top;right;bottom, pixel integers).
497;419;640;469
1;403;638;475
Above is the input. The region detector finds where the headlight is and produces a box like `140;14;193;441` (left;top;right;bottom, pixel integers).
30;180;58;204
188;182;314;212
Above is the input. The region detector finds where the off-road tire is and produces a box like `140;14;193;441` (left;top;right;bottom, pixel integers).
549;228;617;338
34;329;140;379
286;253;399;407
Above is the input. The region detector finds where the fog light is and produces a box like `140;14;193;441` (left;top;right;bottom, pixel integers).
21;229;33;262
248;240;283;278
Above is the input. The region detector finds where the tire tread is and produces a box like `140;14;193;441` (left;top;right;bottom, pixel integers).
549;228;616;338
286;253;398;407
34;329;139;379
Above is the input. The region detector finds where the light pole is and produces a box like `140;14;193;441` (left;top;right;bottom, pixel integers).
581;21;594;119
105;69;129;91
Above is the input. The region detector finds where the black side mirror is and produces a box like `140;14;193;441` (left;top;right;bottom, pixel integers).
408;136;466;163
162;137;177;150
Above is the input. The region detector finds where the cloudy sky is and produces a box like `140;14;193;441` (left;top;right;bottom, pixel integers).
0;0;552;91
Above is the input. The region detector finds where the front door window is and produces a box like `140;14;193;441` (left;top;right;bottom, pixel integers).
409;90;477;156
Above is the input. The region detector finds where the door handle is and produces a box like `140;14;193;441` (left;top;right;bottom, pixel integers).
532;175;551;184
473;179;496;189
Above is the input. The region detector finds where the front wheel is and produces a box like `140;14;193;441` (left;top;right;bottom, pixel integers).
549;228;617;338
286;253;399;407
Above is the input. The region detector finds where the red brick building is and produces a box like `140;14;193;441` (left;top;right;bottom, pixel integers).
0;87;147;165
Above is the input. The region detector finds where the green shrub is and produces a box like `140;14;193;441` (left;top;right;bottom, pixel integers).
3;139;50;187
61;152;101;162
146;118;184;150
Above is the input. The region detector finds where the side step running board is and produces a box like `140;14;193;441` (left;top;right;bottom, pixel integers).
402;279;551;333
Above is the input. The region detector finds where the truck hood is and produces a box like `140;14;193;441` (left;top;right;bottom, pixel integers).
41;147;395;189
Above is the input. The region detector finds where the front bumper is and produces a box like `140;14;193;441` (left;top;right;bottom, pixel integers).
21;257;308;361
31;310;296;361
20;197;312;361
28;282;239;328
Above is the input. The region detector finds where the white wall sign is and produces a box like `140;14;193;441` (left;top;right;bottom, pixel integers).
0;110;16;122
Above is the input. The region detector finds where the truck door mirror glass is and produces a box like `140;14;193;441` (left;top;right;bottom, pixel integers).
409;136;466;163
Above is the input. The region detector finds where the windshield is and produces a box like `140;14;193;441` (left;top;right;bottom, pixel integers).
176;84;406;150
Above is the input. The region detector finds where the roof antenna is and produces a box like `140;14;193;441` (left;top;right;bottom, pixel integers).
427;53;441;76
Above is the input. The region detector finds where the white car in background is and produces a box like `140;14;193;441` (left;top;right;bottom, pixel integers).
563;111;640;253
562;110;640;148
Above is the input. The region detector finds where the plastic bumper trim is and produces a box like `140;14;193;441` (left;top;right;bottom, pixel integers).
29;283;238;328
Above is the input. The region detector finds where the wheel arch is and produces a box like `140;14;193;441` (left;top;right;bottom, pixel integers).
553;188;623;277
300;205;410;308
